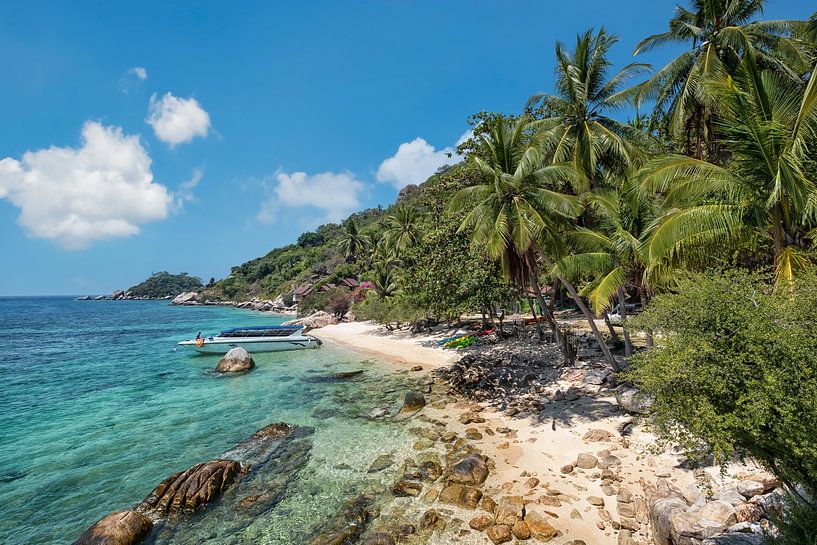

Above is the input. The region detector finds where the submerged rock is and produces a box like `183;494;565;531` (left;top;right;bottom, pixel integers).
306;495;374;545
395;392;426;417
215;347;255;373
446;454;489;485
305;370;364;382
138;459;240;517
72;510;152;545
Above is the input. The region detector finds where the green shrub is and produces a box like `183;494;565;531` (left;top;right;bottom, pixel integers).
628;270;817;500
765;495;817;545
353;293;422;330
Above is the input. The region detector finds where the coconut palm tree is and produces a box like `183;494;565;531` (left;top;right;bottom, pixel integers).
338;218;369;263
631;0;807;159
526;28;649;186
372;258;399;297
383;203;423;256
450;115;622;370
639;55;817;284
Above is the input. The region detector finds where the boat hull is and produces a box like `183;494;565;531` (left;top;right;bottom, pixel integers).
178;336;320;354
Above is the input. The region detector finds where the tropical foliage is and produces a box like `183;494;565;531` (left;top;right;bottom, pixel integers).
126;272;203;298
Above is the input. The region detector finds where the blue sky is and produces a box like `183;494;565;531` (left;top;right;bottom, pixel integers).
0;0;810;295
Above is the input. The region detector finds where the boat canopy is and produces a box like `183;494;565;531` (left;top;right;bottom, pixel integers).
218;325;304;338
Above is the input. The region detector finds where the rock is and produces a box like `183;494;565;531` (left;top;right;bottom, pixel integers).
583;429;613;442
447;454;489;485
618;503;636;518
396;392;426;417
420;510;439;530
362;534;395;545
439;484;482;508
410;365;423;372
511;520;531;540
715;488;748;506
282;310;337;331
615;388;653;414
524;511;559;542
597;455;621;470
306;494;372;545
735;502;764;523
72;511;153;545
539;495;561;507
587;496;605;507
495;496;525;525
560;464;574;474
698;500;738;528
618;530;634;545
486;524;513;544
619;517;639;531
576;453;598;469
483;496;497;513
465;428;483;440
172;292;198;305
701;534;763;545
416;460;443;482
570;509;582;519
306;370;364;382
392;480;423;497
215;347;255;373
367;454;395;473
735;480;765;499
469;514;494;531
617;488;634;503
139;459;240;517
524;477;540;489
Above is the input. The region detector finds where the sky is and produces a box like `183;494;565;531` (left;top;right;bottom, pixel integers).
0;1;810;295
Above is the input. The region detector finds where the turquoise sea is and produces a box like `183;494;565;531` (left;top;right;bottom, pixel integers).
0;297;418;544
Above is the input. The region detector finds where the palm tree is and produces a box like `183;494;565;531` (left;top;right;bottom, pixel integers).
527;28;649;186
373;258;399;297
631;0;807;159
450;115;621;370
338;218;369;263
639;55;817;284
383;203;423;256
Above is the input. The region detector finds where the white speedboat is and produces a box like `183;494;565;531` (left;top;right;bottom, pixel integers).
178;325;321;354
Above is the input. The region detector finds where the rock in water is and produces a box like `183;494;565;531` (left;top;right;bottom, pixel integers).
446;453;489;485
395;392;426;417
139;459;240;517
72;510;152;545
215;347;255;373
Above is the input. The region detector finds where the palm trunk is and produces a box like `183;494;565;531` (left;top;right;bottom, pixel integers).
618;286;633;356
527;297;546;342
638;286;654;348
603;312;621;344
540;255;619;371
530;279;571;364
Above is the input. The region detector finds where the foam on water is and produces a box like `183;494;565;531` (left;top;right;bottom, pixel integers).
0;297;416;544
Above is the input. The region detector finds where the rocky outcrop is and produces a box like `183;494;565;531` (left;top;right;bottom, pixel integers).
138;459;240;517
171;292;200;305
215;347;255;373
282;311;337;331
72;510;152;545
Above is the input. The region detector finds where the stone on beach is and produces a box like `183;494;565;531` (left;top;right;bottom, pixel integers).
446;453;489;485
282;310;337;332
215;347;255;373
72;510;152;545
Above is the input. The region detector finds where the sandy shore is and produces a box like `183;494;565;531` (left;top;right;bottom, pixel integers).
311;321;720;544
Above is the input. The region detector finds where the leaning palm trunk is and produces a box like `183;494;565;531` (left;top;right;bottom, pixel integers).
530;279;572;365
617;286;633;356
603;312;621;345
541;255;619;371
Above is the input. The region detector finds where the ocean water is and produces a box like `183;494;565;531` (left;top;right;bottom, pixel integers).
0;297;419;544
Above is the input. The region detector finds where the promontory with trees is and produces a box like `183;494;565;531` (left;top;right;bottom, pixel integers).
198;2;817;541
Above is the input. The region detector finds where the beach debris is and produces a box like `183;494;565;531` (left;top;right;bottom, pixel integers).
215;347;255;373
72;511;152;545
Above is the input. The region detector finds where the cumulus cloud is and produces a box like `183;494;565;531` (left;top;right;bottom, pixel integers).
147;92;211;146
257;171;364;225
0;122;172;249
376;132;470;189
129;67;148;80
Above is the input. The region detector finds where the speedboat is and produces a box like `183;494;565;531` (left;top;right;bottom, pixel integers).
178;325;322;354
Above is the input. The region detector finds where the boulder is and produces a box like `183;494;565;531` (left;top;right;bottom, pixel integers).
616;388;653;414
392;480;423;497
446;454;489;485
439;483;483;508
583;429;613;442
576;453;598;469
511;520;531;540
524;511;559;542
395;392;426;417
72;511;152;545
701;534;763;545
735;480;765;499
697;500;738;529
138;459;240;517
494;496;524;525
362;534;395;545
215;347;255;373
469;514;494;531
282;311;336;332
486;524;513;544
172;292;199;305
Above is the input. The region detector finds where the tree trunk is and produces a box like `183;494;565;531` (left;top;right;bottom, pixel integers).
540;256;619;371
530;280;571;364
637;286;653;348
618;286;633;356
603;312;621;344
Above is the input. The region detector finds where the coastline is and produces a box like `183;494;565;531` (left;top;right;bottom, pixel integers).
310;320;767;545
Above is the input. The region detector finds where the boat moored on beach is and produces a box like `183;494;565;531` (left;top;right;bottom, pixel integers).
178;325;322;354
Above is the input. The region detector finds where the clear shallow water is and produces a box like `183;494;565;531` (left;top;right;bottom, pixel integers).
0;297;417;544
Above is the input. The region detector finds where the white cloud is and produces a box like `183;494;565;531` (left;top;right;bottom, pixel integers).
257;171;365;225
174;168;203;210
376;132;469;189
129;67;148;81
147;92;211;146
0;122;172;249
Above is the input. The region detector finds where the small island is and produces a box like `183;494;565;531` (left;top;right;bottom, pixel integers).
77;272;205;301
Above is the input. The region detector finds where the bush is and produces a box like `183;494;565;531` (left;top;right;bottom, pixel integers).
628;270;817;501
353;293;422;330
765;495;817;545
